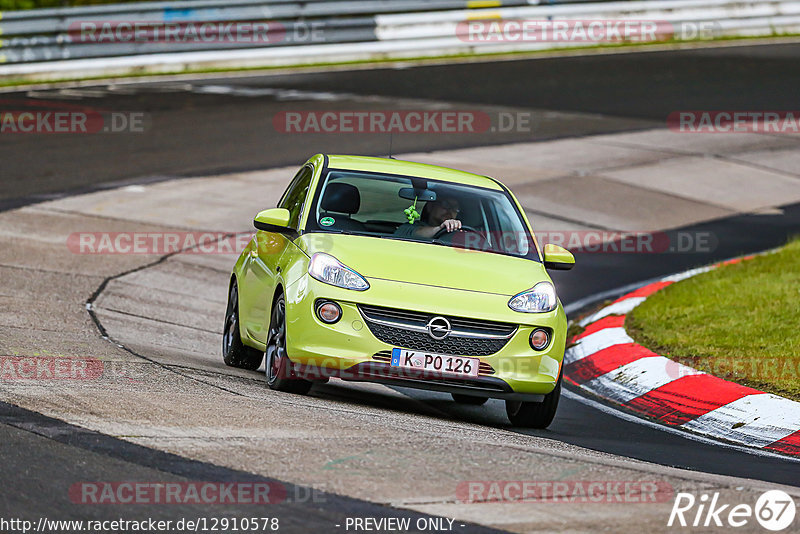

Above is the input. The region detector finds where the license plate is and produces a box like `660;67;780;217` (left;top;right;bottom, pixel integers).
390;348;480;377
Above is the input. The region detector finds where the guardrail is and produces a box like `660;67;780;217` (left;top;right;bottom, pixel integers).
0;0;531;63
1;0;799;80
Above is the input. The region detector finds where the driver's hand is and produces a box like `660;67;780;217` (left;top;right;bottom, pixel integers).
439;219;462;233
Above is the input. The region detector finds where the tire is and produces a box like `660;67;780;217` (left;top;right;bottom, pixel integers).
451;393;488;405
505;373;561;429
265;294;313;395
222;280;264;371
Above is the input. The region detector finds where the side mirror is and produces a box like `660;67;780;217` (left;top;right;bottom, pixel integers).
543;244;575;271
254;208;291;232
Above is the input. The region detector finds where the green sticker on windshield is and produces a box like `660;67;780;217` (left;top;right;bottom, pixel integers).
320;217;335;227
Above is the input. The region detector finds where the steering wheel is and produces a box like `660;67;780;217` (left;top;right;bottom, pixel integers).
432;224;482;240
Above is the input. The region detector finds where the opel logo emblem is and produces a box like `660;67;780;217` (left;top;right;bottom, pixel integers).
426;316;451;340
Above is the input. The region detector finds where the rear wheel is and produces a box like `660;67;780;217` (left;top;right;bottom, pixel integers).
451;393;488;405
265;295;312;395
222;281;264;370
505;372;561;429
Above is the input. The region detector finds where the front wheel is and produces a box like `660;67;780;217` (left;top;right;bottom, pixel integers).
222;281;264;371
265;295;312;395
505;373;561;429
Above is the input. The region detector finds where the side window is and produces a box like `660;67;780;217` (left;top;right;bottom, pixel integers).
278;166;313;229
493;201;529;256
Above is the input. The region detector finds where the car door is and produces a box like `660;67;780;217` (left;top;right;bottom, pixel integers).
240;165;313;344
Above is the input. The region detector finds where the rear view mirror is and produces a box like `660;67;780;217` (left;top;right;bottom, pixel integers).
254;208;291;232
543;244;575;270
399;187;436;202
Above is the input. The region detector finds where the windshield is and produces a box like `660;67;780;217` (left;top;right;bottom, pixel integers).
306;169;539;260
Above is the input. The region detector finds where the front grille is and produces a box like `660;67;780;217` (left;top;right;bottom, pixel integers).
480;362;496;375
373;350;496;375
360;305;517;336
373;350;393;363
359;305;516;356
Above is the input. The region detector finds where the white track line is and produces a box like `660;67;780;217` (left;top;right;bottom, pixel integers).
584;356;703;404
566;327;633;363
682;394;800;448
578;297;645;326
561;388;800;463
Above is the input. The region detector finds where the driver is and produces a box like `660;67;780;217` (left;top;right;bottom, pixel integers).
394;196;461;238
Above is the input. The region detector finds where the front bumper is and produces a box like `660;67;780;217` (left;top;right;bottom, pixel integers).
284;275;567;399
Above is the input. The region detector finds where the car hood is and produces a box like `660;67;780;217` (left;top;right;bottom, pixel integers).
297;233;547;296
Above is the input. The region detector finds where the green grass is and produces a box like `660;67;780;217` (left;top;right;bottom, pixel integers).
627;238;800;401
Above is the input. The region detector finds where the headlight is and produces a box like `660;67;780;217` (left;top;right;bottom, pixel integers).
508;281;557;313
308;253;369;291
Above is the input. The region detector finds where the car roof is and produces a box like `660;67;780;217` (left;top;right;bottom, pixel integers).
324;155;504;191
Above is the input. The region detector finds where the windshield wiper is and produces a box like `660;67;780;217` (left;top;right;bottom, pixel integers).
321;228;355;235
378;235;419;242
378;235;451;247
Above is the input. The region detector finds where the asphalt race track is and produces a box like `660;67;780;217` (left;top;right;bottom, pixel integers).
2;41;800;532
6;41;800;209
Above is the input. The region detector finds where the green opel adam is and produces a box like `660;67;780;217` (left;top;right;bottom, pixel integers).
224;154;574;428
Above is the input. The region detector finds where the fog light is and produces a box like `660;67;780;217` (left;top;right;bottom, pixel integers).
316;301;342;324
530;328;550;350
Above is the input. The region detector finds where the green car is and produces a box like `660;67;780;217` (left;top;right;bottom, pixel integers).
223;154;574;428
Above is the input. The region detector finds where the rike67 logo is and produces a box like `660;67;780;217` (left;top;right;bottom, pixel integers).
668;490;796;531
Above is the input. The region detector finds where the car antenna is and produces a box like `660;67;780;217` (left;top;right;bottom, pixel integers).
388;132;395;159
